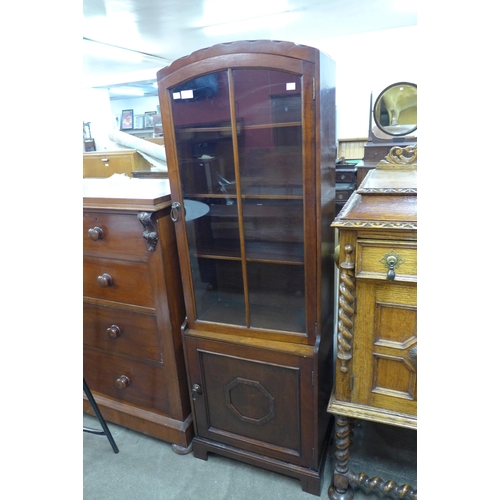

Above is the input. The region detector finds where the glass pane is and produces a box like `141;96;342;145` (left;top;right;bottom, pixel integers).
190;257;246;326
184;197;244;325
242;198;304;263
233;69;302;124
233;69;303;197
185;198;240;258
170;71;235;196
247;262;305;333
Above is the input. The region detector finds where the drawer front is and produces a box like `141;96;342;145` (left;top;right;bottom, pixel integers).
83;302;161;361
363;146;391;162
83;212;147;256
356;240;417;282
83;154;135;178
335;189;354;202
84;347;169;414
335;170;356;184
83;257;154;307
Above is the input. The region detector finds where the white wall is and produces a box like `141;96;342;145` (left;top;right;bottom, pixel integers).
82;88;119;151
84;26;417;149
308;26;417;139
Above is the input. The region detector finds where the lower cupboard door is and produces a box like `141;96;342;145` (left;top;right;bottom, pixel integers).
184;335;316;468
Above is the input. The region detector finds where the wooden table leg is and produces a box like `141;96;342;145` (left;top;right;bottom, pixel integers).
328;414;354;500
328;414;417;499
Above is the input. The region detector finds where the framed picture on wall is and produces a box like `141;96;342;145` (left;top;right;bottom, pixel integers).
144;111;157;128
134;114;144;129
120;109;134;130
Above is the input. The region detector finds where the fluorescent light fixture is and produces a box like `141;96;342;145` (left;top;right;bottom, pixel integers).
108;87;145;97
83;39;144;63
83;38;170;66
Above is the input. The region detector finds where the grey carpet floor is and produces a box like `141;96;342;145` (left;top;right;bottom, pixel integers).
83;413;416;499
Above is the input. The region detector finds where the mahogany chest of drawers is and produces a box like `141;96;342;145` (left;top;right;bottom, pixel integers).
83;178;193;452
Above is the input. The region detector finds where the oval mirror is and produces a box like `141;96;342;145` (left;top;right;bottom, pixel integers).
373;82;417;137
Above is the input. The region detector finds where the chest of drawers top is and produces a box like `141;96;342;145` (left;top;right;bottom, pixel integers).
83;177;172;212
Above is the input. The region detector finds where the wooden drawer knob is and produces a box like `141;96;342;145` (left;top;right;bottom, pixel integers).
106;325;121;339
115;375;130;389
88;227;104;241
97;273;113;287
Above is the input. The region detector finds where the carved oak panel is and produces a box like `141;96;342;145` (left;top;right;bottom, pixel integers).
352;282;417;416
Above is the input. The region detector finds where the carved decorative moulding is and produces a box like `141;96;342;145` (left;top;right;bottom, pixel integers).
377;144;417;169
357;186;417;195
337;244;355;374
138;212;158;251
333;219;417;231
224;377;276;425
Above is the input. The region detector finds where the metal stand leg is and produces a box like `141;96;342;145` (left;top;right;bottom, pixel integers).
83;379;119;454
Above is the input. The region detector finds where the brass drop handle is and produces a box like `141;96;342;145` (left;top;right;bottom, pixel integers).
191;384;202;400
88;227;104;241
115;375;130;389
386;255;398;281
107;325;121;339
97;273;113;287
380;250;404;282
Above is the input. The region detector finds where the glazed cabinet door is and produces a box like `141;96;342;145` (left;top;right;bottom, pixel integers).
184;335;316;468
164;60;317;341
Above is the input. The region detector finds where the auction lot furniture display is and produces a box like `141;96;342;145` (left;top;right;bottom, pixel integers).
328;146;417;499
83;178;193;453
156;40;338;495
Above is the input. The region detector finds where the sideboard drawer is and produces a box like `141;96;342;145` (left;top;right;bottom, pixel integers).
335;188;354;202
356;240;417;282
83;212;147;256
83;150;151;178
84;347;170;414
83;257;154;307
335;170;356;184
83;303;161;361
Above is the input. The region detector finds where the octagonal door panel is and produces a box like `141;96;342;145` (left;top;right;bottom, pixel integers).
184;335;315;467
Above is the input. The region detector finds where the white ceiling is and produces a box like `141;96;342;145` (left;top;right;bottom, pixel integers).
83;0;417;92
